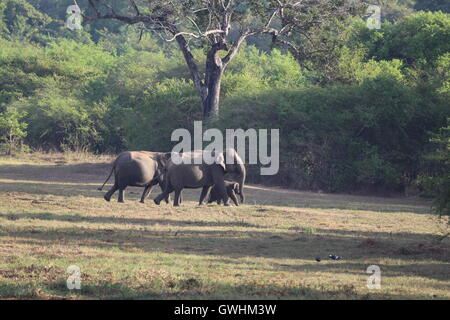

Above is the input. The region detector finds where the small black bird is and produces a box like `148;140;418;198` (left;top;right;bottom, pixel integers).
315;257;321;262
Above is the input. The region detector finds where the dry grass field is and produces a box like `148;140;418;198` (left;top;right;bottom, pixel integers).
0;153;449;299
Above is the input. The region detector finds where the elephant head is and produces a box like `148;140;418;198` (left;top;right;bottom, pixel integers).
214;148;246;203
153;152;172;183
155;152;172;169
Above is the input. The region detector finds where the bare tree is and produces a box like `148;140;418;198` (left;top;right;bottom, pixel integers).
83;0;361;118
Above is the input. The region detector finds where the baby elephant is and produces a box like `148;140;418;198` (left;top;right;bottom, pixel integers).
207;181;241;206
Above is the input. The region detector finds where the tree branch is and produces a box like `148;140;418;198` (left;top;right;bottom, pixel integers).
85;0;163;25
165;29;225;42
222;31;248;66
174;34;206;98
128;0;140;16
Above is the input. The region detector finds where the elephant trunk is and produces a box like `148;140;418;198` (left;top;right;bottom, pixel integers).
237;164;246;203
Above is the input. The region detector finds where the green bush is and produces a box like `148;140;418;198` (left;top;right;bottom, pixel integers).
0;107;28;154
418;121;450;216
219;76;448;193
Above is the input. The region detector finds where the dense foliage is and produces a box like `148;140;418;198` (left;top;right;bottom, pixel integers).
0;1;449;210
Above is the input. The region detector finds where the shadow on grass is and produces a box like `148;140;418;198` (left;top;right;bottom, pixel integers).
272;261;450;281
0;274;435;300
0;179;432;214
4;212;265;229
2;211;446;245
0;180;164;203
1;212;448;298
2;220;449;280
0;280;161;300
0;163;111;183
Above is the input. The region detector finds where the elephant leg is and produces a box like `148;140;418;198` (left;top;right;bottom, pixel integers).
199;186;212;205
229;190;239;206
207;188;217;204
159;183;171;204
104;184;118;202
118;187;126;203
154;185;173;205
140;184;155;203
213;180;230;206
174;189;182;207
211;167;230;206
214;183;229;206
159;182;170;204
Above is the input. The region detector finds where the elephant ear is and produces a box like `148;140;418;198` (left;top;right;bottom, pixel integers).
214;151;226;172
157;152;171;169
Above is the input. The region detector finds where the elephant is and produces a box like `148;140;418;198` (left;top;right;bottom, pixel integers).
98;151;171;203
206;180;241;206
154;148;246;207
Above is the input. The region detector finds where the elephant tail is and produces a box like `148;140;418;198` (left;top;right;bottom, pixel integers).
98;166;114;191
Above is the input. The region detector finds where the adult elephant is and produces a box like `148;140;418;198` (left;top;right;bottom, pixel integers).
154;148;245;206
98;151;171;203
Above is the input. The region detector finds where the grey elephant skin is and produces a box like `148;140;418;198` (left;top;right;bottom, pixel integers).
154;149;246;206
207;180;241;206
99;151;171;203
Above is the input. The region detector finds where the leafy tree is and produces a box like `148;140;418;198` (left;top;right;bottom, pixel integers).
431;123;450;217
377;0;415;22
12;87;96;151
415;0;450;13
0;0;51;41
360;11;450;66
26;0;130;41
0;108;28;155
82;0;362;118
0;36;116;151
418;121;450;217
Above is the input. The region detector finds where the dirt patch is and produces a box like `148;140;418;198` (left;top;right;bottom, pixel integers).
179;278;202;290
358;238;383;248
395;243;449;257
0;265;62;282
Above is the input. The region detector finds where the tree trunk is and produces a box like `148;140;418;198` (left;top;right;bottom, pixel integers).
8;129;12;156
175;35;227;119
203;65;223;118
202;43;226;118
